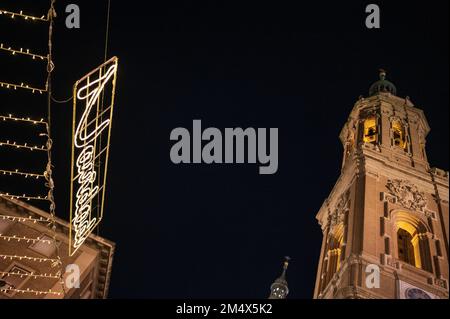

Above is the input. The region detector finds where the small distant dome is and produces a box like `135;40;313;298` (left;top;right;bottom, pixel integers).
369;69;397;96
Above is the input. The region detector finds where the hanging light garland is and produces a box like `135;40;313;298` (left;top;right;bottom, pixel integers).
0;9;48;22
0;140;48;152
0;270;60;280
0;214;52;224
0;193;47;201
0;81;46;94
0;169;45;179
0;287;63;296
0;9;49;95
0;234;54;245
0;43;47;61
0;114;47;125
0;253;59;263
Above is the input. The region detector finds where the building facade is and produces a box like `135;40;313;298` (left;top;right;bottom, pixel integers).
313;71;449;299
0;196;114;299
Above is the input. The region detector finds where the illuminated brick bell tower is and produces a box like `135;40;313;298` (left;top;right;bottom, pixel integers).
313;70;449;299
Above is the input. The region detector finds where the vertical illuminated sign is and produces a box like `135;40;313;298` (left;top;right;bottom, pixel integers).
69;57;118;256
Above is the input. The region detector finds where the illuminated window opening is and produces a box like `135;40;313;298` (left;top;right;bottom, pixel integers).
392;120;406;149
394;214;432;272
323;226;344;290
363;117;378;143
336;236;343;271
397;228;416;267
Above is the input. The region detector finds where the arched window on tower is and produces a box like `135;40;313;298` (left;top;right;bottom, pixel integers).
392;119;407;150
393;213;433;273
397;228;415;266
363;117;378;144
335;236;344;271
322;226;344;290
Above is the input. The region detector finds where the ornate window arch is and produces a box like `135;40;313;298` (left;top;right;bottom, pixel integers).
390;117;408;151
391;211;432;272
363;116;378;144
323;223;345;288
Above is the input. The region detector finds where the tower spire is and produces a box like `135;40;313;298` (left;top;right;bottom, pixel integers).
379;68;386;80
268;256;290;299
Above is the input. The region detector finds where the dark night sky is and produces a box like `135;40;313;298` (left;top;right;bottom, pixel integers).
0;0;448;298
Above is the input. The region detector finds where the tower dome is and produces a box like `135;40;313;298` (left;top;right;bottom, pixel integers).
369;69;397;96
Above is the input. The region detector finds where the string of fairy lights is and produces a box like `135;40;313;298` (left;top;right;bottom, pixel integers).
0;81;46;94
1;253;59;263
0;140;48;151
0;9;48;22
0;0;66;297
0;234;54;245
0;169;45;179
0;117;49;201
0;287;63;296
1;214;52;223
1;114;47;124
0;270;60;279
0;8;48;94
0;43;48;60
0;193;47;201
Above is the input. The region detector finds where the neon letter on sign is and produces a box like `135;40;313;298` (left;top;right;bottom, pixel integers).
69;57;118;256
